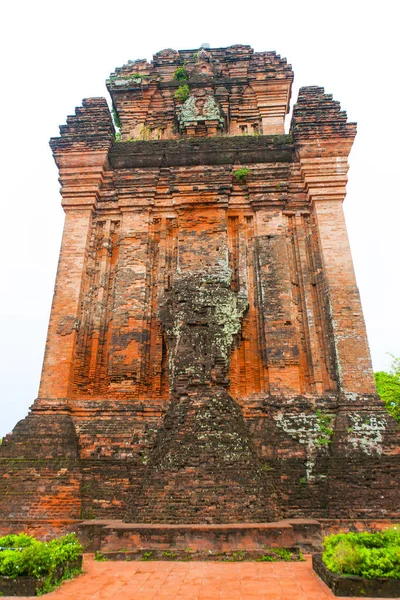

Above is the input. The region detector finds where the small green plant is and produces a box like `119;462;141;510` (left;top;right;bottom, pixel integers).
174;67;188;80
258;554;278;562
174;84;190;102
299;476;307;485
258;547;293;562
271;547;292;561
142;551;154;561
161;550;177;559
233;168;251;182
316;409;334;446
139;125;152;141
94;550;107;562
182;548;193;562
111;107;121;130
316;437;331;446
262;464;274;472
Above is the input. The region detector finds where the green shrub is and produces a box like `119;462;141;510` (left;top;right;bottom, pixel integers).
323;527;400;579
0;533;35;549
174;84;189;102
0;533;82;580
174;67;188;81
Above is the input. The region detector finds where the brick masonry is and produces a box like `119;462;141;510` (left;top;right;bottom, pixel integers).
0;45;399;535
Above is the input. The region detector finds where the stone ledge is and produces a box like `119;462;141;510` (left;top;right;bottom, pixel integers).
110;135;294;168
101;547;304;562
78;519;321;554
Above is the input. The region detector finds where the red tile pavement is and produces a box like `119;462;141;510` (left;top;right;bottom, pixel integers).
2;555;399;599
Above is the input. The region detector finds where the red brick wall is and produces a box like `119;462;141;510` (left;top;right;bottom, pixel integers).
0;51;398;532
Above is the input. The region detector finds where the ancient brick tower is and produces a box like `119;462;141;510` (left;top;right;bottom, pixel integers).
1;45;399;539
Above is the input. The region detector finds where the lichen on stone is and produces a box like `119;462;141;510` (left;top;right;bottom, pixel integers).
346;413;386;455
274;411;333;480
159;268;248;390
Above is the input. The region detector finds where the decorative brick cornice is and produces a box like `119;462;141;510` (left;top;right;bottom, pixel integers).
50;98;114;154
50;98;114;209
291;87;356;203
291;86;356;148
297;155;350;204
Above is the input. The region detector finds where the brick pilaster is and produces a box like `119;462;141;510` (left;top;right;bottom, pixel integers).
291;87;375;394
39;98;114;400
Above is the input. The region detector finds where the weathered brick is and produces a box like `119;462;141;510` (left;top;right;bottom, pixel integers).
0;46;398;536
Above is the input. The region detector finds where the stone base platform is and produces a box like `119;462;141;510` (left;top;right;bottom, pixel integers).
78;519;322;554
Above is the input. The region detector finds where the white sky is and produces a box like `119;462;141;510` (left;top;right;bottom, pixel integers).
0;0;399;438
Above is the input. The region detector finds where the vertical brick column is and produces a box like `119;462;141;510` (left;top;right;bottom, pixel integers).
311;195;374;393
39;98;114;400
39;205;94;398
252;79;292;135
107;206;152;394
255;208;303;394
291;87;375;394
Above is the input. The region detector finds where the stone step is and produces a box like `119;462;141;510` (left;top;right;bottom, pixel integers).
100;547;304;562
79;518;322;554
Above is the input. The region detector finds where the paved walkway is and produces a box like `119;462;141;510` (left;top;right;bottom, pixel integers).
2;555;399;599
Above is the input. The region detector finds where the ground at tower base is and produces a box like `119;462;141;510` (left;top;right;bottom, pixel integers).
4;554;400;600
0;45;398;555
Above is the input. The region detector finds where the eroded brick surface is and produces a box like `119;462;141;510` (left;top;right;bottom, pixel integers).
0;45;399;535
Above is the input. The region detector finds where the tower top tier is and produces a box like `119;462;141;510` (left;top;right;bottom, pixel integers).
107;45;294;140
